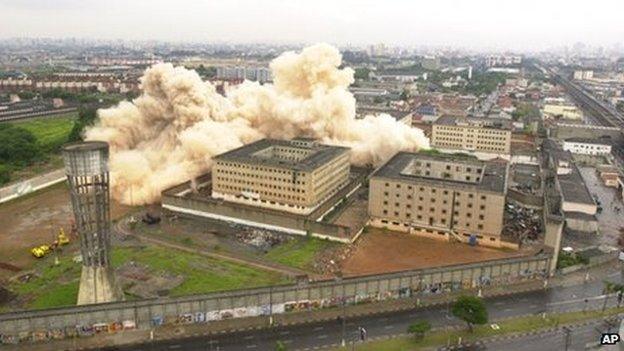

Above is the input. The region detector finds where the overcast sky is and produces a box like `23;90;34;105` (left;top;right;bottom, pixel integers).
1;0;623;51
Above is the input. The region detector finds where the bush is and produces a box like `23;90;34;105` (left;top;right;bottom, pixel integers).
0;164;11;185
407;320;431;340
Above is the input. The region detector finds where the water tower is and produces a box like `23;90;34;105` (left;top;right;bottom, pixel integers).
62;141;123;305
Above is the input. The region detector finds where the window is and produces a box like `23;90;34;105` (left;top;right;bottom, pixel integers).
383;210;388;215
383;201;388;205
480;205;485;210
479;215;484;220
384;192;389;196
478;224;484;230
385;183;389;187
481;195;486;200
394;211;399;216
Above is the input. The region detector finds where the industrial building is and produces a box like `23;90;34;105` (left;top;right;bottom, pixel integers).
431;115;512;155
562;137;612;156
212;138;350;215
368;152;509;248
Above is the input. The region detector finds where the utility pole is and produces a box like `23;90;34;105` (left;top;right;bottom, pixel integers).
563;326;571;351
341;298;346;347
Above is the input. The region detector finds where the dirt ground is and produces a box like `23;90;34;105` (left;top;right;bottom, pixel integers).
0;182;133;282
339;228;529;276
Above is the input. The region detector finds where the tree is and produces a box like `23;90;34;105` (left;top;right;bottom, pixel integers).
68;107;98;142
407;320;431;340
0;124;40;166
452;296;488;332
354;67;370;80
0;164;11;185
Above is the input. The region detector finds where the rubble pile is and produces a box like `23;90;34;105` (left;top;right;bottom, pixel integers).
313;243;357;275
504;203;542;244
235;229;290;251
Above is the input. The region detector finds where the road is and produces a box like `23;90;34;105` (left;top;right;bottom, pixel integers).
484;318;620;351
101;269;624;351
0;168;65;204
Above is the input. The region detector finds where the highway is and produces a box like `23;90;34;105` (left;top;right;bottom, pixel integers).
101;268;623;351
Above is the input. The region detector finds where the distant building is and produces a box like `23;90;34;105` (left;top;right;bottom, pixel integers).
573;70;594;80
212;138;350;215
216;66;272;83
368;152;508;247
431;115;512;155
484;55;522;67
421;56;441;70
562;138;612;156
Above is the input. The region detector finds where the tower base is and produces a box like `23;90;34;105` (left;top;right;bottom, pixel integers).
77;266;124;305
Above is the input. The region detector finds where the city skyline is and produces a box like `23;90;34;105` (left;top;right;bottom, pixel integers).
1;0;624;51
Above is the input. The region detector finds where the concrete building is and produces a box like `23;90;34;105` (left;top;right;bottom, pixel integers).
562;138;612;156
368;152;509;248
431;115;512;155
212;138;350;215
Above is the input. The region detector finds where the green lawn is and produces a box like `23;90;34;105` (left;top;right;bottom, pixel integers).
12;114;77;152
264;237;336;270
111;246;290;296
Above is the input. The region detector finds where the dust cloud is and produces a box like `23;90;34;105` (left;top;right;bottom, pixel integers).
86;43;430;205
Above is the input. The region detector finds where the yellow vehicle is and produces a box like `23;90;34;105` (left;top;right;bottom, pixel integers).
31;245;51;258
55;228;70;246
30;228;70;258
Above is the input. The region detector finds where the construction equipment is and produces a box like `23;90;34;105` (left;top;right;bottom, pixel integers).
31;245;51;258
30;228;70;258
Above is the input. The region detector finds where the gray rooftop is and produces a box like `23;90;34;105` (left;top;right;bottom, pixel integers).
213;138;349;172
435;115;513;130
557;165;596;206
564;137;612;146
371;152;507;194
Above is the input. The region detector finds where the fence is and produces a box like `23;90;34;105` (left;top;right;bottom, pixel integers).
0;253;551;345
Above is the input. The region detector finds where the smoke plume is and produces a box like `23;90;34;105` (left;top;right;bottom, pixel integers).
86;43;430;205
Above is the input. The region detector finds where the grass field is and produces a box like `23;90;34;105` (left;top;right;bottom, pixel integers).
111;246;290;296
264;237;336;271
12;114;77;152
10;252;82;310
8;244;290;310
331;307;624;350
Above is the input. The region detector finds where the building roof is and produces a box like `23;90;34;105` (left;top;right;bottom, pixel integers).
371;152;507;194
564;137;612;146
434;115;512;130
557;165;596;206
213;138;349;172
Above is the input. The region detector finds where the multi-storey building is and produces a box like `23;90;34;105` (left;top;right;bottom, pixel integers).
431;115;512;155
369;152;508;247
212;138;350;215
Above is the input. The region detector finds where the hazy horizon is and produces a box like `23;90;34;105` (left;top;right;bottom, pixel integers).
1;0;623;51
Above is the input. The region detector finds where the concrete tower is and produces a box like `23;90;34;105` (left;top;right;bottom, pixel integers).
62;141;123;305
